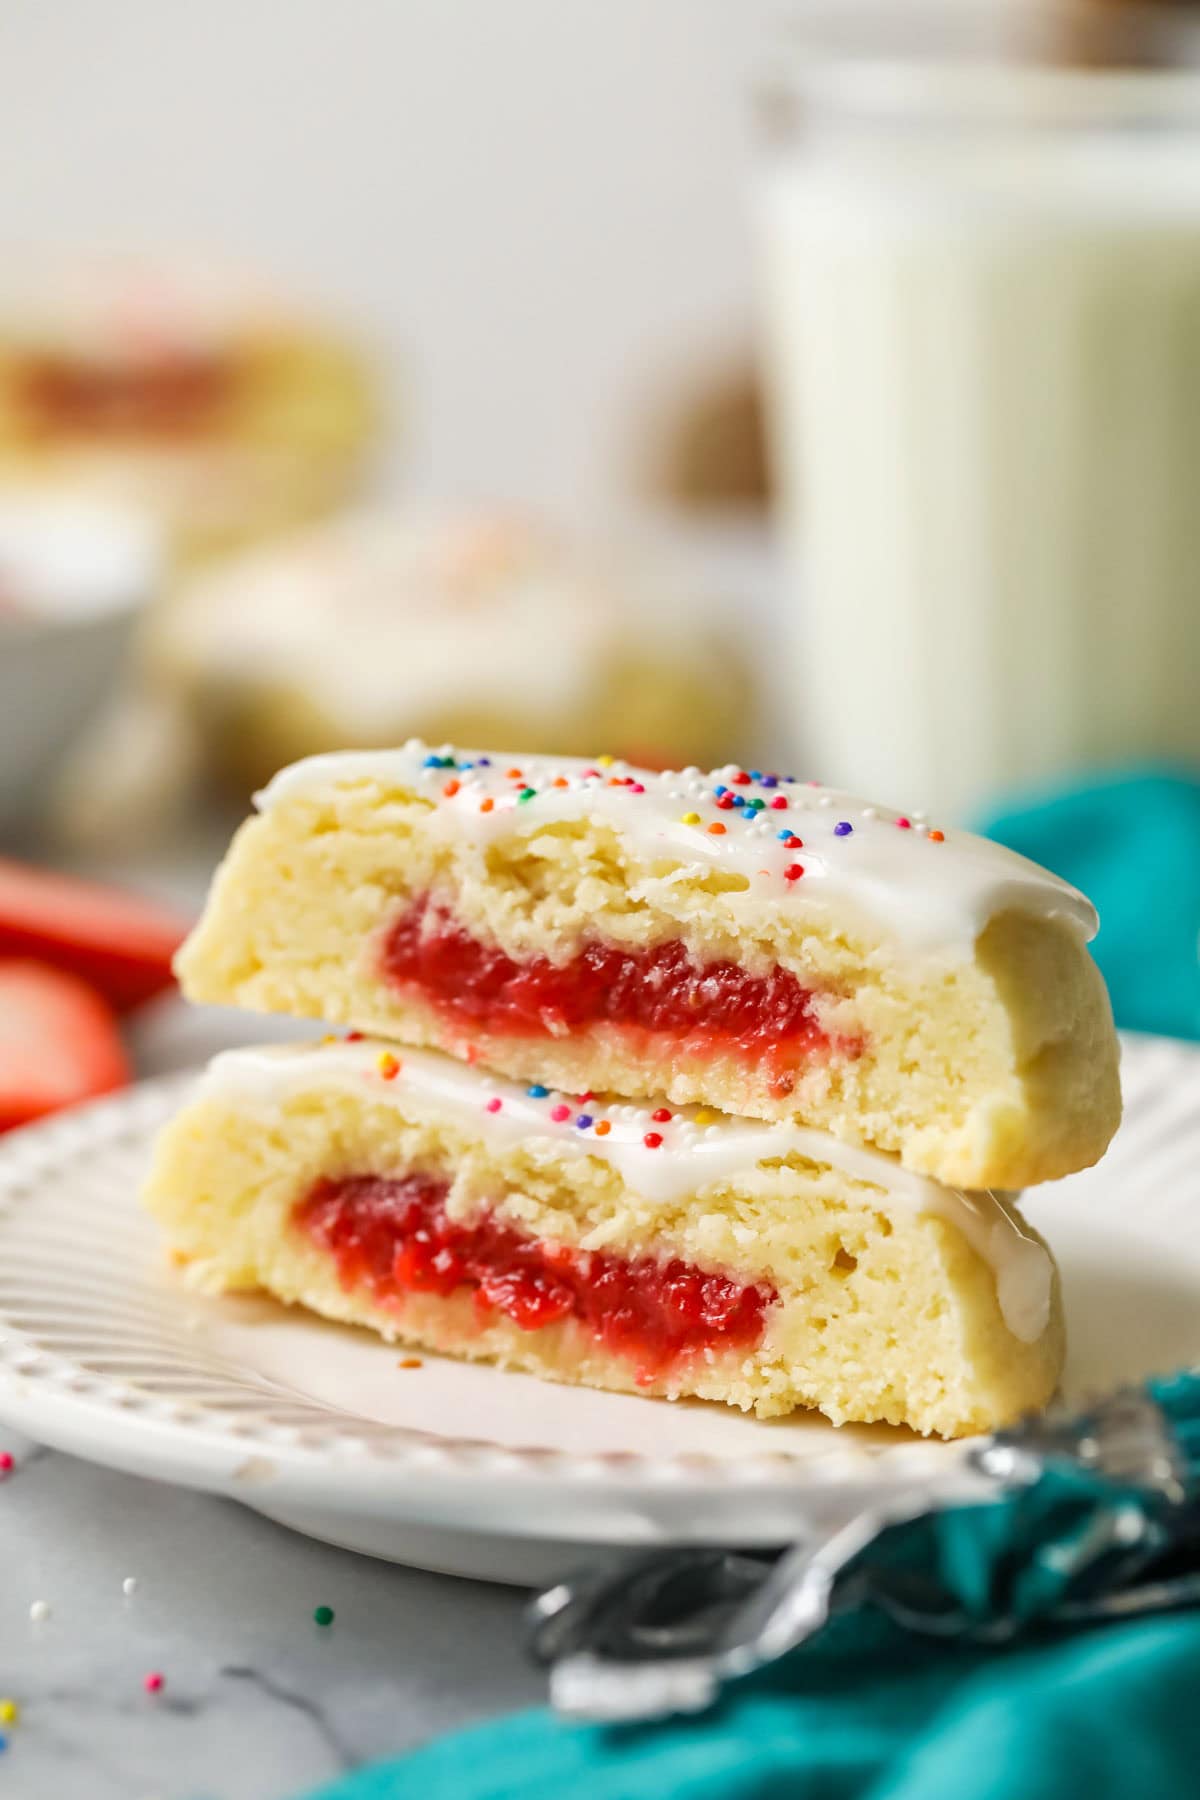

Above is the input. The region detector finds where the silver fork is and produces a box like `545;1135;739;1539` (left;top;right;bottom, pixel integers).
527;1388;1195;1722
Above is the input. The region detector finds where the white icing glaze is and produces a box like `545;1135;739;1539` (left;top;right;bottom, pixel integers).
168;515;732;738
255;740;1097;955
199;1039;1053;1343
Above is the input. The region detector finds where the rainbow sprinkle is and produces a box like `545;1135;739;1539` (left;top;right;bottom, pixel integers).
402;742;947;888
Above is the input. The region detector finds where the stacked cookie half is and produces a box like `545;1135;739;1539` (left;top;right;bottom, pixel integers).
145;744;1120;1436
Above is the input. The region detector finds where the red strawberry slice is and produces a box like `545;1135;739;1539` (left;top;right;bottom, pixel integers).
0;960;130;1131
0;860;190;1012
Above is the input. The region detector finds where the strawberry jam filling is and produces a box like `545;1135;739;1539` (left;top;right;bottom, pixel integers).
295;1171;774;1378
18;354;233;437
379;898;845;1080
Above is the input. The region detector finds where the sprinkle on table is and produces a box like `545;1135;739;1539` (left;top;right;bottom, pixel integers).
313;1605;335;1627
0;1451;14;1477
143;1672;165;1695
122;1577;139;1598
0;1700;18;1726
29;1601;50;1623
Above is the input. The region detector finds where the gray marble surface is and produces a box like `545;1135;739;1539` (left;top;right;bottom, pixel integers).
0;984;551;1800
0;1427;542;1800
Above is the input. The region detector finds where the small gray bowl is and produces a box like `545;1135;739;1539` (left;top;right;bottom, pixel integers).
0;490;162;837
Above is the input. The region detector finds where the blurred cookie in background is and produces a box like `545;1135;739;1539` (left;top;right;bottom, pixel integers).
153;508;755;793
636;349;771;513
0;254;376;563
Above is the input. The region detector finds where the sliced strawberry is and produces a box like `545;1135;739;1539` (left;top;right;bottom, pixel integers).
0;860;191;1012
0;960;130;1131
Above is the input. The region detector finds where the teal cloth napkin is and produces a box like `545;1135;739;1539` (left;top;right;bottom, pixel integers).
305;773;1200;1800
306;1373;1200;1800
310;1611;1200;1800
982;767;1200;1041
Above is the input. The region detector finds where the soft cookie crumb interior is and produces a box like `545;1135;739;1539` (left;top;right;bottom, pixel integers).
143;1076;1065;1437
176;773;1120;1189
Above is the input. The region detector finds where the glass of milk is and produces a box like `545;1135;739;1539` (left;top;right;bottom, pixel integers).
757;1;1200;818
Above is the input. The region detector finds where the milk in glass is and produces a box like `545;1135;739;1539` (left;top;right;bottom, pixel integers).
757;4;1200;816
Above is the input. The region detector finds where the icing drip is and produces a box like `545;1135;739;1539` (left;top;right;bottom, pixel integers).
255;741;1098;955
199;1039;1054;1344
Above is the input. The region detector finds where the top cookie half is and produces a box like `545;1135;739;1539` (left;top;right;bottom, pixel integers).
176;743;1121;1189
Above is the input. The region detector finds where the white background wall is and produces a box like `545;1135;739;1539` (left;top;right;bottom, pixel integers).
1;1;770;519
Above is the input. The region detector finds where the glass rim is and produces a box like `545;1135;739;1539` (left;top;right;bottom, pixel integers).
761;0;1200;130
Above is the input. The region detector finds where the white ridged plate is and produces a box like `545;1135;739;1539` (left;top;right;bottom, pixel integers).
0;1034;1196;1584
